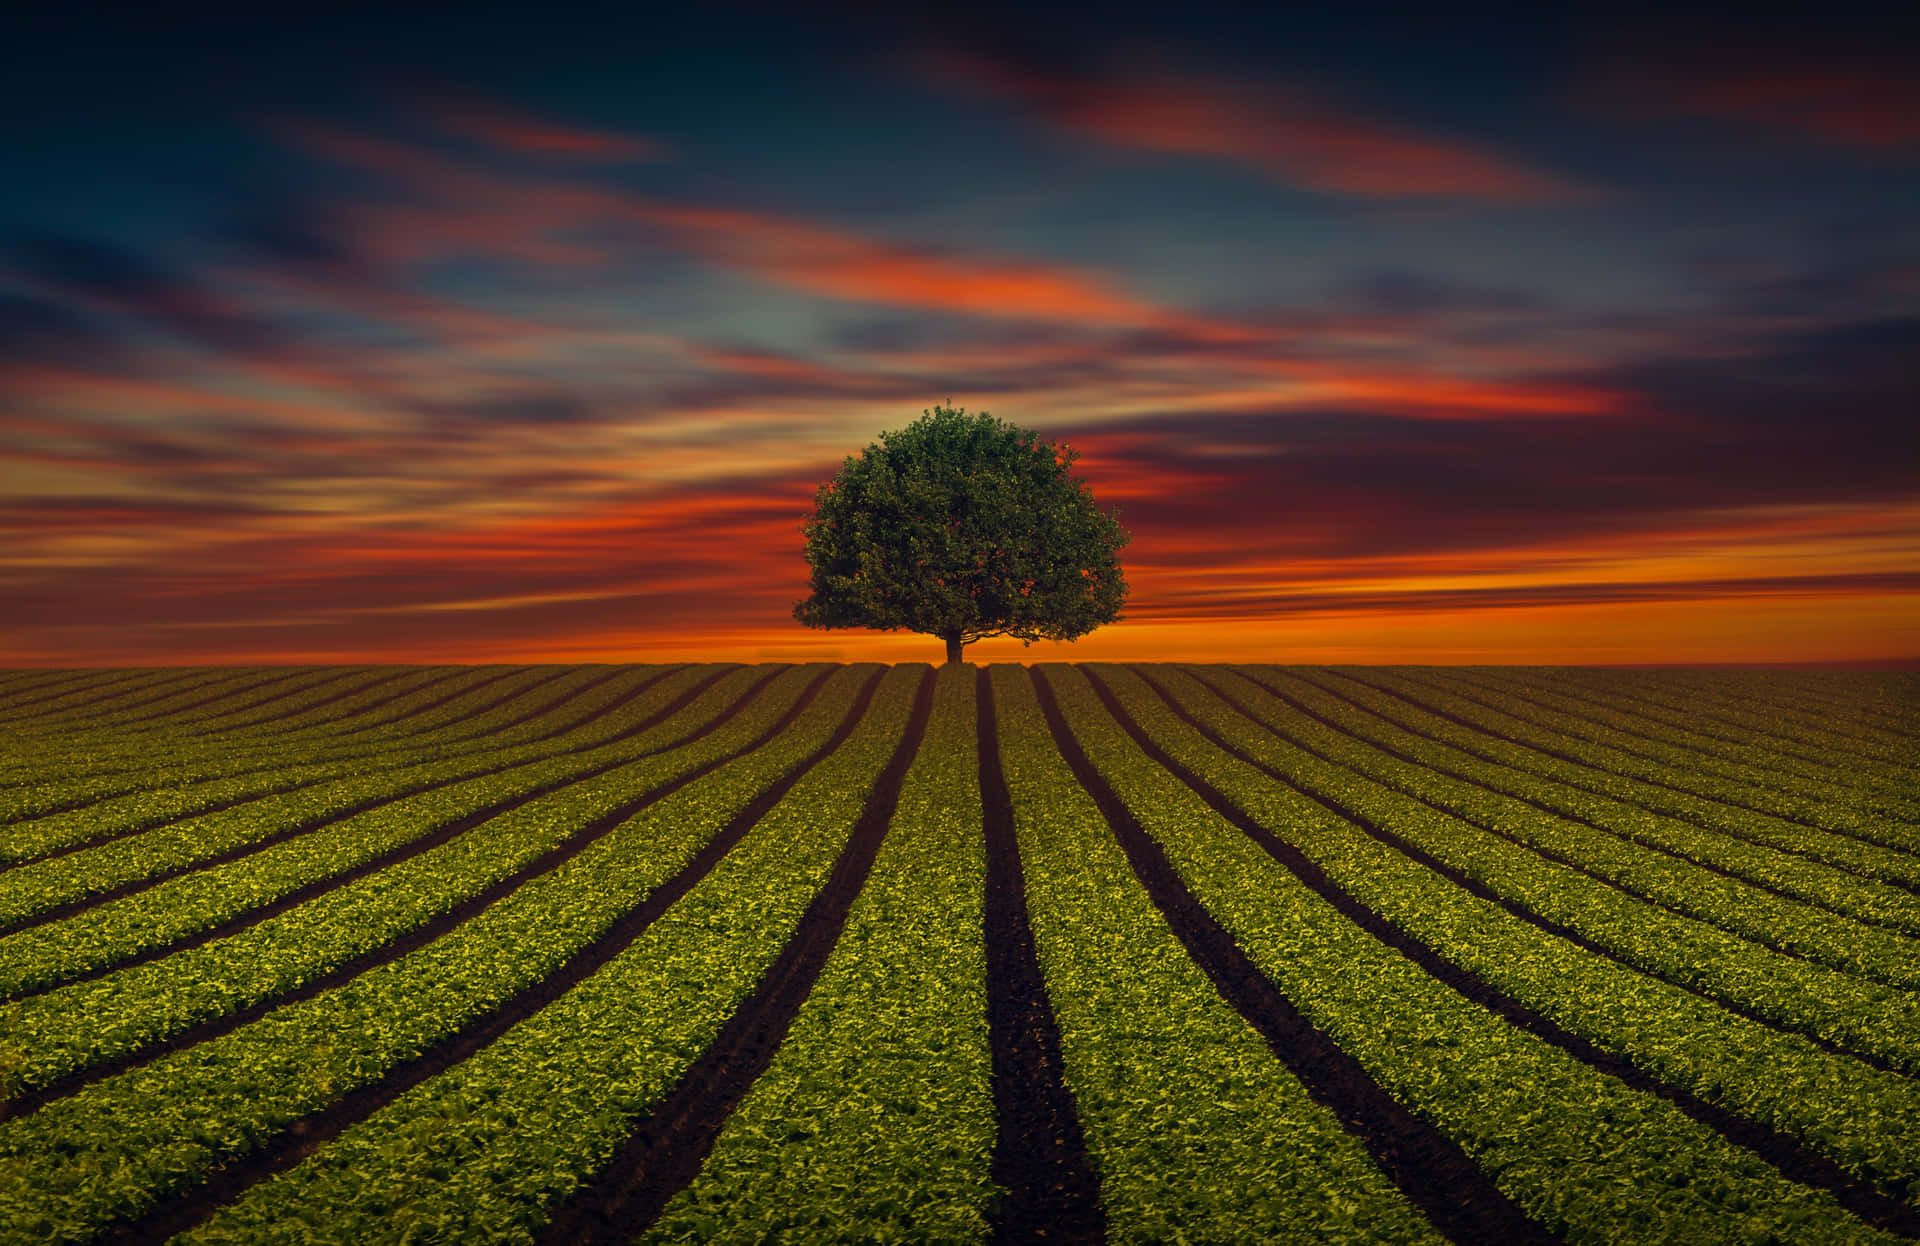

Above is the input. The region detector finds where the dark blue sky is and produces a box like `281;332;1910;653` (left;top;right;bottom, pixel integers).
2;1;1915;664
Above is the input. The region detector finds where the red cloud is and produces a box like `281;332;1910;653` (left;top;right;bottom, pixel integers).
1667;68;1920;149
1576;42;1920;153
918;49;1586;201
412;87;670;161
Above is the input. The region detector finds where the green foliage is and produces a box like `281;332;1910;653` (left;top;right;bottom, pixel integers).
1043;664;1902;1243
1218;667;1920;1076
0;666;889;1244
643;663;996;1244
990;665;1441;1245
1120;663;1920;1206
0;667;830;1104
794;404;1128;657
177;665;920;1246
1;665;1916;1242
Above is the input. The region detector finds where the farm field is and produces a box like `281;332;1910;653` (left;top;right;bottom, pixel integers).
0;662;1915;1244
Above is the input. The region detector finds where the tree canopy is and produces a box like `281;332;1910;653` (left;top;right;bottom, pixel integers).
793;404;1129;663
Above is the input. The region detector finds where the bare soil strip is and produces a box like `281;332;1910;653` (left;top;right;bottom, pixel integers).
534;668;936;1245
0;667;653;869
1299;670;1920;901
28;669;279;731
410;667;627;747
99;666;889;1246
7;669;216;721
0;670;158;716
1103;667;1920;1238
166;667;424;743
270;665;532;744
1469;671;1919;810
1187;670;1912;1080
0;669;493;817
976;668;1105;1244
1574;671;1920;760
1283;671;1920;915
1030;668;1558;1246
1173;670;1920;973
69;669;333;732
3;666;842;1123
1363;671;1920;857
0;669;508;831
0;665;750;974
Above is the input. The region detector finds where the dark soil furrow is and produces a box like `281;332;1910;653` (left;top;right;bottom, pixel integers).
1171;668;1920;962
246;665;530;749
64;669;332;733
1296;674;1920;899
534;667;935;1245
1450;670;1920;818
2;666;841;1122
103;666;890;1246
976;668;1104;1245
0;670;153;716
1588;673;1920;759
1370;670;1920;855
1099;667;1920;1237
10;668;214;718
0;666;746;956
1527;669;1919;767
0;668;683;871
174;666;431;740
1301;671;1920;901
1032;668;1559;1246
28;669;268;731
1186;670;1912;1080
0;668;455;801
406;667;625;748
138;668;397;741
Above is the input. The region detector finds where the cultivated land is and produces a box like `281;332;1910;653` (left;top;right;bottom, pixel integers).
0;663;1915;1245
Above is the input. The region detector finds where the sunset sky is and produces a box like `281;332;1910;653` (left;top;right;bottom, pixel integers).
2;1;1915;666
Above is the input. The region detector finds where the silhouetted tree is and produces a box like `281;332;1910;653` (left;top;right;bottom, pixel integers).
794;403;1129;664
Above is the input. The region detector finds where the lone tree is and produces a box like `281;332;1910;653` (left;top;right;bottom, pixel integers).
794;403;1129;664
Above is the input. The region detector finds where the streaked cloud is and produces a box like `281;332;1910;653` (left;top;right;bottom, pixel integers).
913;45;1589;200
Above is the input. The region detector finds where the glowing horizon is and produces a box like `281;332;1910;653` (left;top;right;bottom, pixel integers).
2;6;1915;668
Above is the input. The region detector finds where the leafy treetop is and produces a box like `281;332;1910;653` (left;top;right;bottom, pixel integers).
793;403;1129;663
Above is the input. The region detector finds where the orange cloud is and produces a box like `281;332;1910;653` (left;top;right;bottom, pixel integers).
919;49;1587;200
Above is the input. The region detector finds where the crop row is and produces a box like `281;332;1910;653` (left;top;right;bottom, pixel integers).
1308;669;1920;890
0;666;673;847
638;663;996;1243
166;663;923;1246
993;665;1443;1244
1214;667;1920;976
1108;665;1920;1209
0;666;623;827
1364;668;1918;851
0;667;497;790
1456;667;1920;821
0;665;600;805
21;667;354;738
1566;668;1920;763
1050;664;1904;1243
0;665;758;996
0;665;718;899
1184;668;1920;1073
1419;667;1920;827
0;664;902;1243
0;665;837;1108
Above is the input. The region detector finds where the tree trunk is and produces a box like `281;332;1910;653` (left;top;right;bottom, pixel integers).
944;631;964;665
